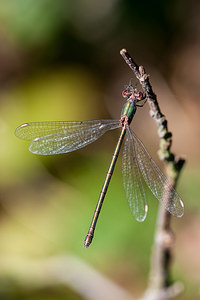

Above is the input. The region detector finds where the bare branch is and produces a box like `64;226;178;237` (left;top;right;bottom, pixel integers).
120;48;185;299
0;254;134;300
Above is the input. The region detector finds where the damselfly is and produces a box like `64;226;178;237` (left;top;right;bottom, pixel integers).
15;83;184;248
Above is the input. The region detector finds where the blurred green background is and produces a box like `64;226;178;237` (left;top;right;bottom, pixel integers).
0;0;199;299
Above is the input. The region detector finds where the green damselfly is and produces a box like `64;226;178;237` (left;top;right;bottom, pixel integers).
15;83;184;248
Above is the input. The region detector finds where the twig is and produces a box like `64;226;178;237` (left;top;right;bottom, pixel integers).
0;254;134;300
120;49;185;299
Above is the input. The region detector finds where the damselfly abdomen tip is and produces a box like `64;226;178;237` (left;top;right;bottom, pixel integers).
84;230;94;248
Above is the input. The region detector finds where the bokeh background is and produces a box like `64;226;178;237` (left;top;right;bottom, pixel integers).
0;0;199;299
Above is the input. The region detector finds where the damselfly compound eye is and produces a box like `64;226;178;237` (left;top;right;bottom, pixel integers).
136;91;143;100
122;89;130;98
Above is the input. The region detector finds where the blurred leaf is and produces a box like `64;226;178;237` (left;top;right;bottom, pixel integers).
0;0;65;48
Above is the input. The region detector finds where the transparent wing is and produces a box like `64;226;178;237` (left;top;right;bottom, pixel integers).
15;120;120;155
122;127;148;222
132;129;184;217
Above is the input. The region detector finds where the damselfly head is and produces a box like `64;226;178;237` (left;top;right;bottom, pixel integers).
122;82;144;100
122;82;135;98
